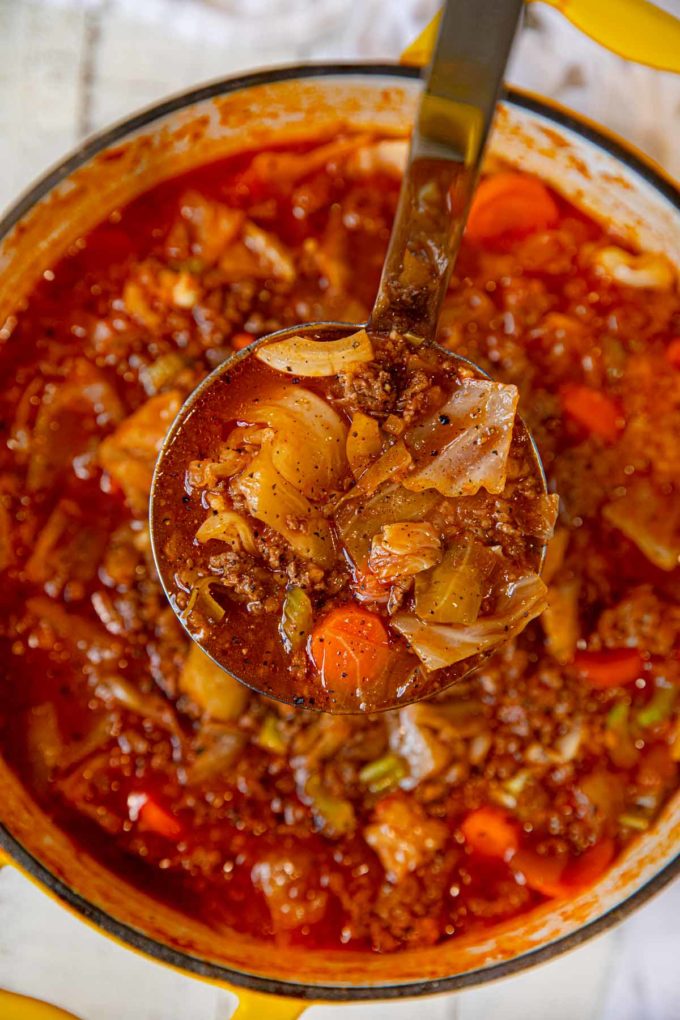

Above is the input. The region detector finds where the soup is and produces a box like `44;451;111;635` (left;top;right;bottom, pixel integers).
153;326;554;712
0;135;678;951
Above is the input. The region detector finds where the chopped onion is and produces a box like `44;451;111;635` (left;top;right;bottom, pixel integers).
231;442;334;567
393;574;548;671
346;411;382;479
195;509;257;553
541;577;580;665
242;386;347;499
403;378;519;497
256;328;374;377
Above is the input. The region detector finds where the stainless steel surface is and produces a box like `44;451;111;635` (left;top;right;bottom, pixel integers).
370;0;524;338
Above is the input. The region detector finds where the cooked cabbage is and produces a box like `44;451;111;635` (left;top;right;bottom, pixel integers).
414;540;497;625
368;522;441;580
336;483;440;567
393;574;548;671
356;440;412;496
256;328;374;377
231;442;334;567
242;386;347;499
403;378;519;497
179;643;248;721
195;510;257;553
602;480;680;571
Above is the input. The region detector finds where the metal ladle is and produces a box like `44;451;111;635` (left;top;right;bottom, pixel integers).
150;0;545;713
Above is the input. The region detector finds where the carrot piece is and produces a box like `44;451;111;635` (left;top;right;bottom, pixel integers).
231;332;254;351
574;648;644;689
562;838;615;890
665;338;680;368
466;172;559;245
460;806;521;860
511;849;568;897
129;791;183;840
561;385;623;443
309;605;391;688
513;838;615;898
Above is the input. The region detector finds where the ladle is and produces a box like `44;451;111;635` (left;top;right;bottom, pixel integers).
150;0;546;713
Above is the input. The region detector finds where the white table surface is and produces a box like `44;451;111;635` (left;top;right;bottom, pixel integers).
0;1;679;1017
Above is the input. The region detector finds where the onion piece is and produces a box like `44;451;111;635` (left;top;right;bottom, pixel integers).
231;442;334;567
403;378;519;497
393;574;548;671
242;386;347;499
256;328;373;377
346;411;382;479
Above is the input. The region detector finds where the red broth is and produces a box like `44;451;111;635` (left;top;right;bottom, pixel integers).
153;326;551;713
0;137;678;951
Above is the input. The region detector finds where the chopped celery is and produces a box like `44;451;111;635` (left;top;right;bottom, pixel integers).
279;586;314;654
305;774;356;836
636;684;677;728
359;753;408;793
605;701;638;768
257;714;288;754
618;812;650;831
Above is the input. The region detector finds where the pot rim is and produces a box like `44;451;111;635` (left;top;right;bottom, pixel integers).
0;60;678;1002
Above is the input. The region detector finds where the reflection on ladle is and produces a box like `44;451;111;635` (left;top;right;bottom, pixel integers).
149;0;554;714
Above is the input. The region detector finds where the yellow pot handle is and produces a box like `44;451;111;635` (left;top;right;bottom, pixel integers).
402;0;680;73
228;988;311;1018
0;991;82;1020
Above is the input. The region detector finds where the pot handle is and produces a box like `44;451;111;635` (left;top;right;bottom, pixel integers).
227;989;311;1018
402;0;680;74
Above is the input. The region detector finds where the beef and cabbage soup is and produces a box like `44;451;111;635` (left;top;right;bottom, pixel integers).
0;135;678;951
153;326;555;713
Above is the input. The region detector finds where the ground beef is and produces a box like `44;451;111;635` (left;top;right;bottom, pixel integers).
338;362;396;417
208;549;278;610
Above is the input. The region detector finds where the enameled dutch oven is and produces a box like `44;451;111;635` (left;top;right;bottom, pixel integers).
0;63;678;1019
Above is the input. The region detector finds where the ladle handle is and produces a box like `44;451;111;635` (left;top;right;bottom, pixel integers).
370;0;523;341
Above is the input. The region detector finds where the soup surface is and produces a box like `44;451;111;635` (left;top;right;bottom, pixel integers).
0;135;679;952
153;325;553;712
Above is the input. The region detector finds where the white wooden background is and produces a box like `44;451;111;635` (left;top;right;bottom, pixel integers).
0;1;679;1018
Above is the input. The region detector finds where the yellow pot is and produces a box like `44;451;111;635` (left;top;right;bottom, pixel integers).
0;65;678;1018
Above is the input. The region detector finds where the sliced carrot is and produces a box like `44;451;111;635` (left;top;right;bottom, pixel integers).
129;791;183;840
460;806;521;860
309;605;391;689
466;172;559;245
665;338;680;368
562;838;615;890
513;838;615;898
574;648;644;689
511;849;568;897
231;332;254;351
561;385;623;443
